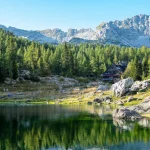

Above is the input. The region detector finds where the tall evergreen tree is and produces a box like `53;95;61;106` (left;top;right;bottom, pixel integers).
142;57;149;79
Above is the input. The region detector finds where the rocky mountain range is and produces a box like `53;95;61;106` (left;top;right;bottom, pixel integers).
0;14;150;47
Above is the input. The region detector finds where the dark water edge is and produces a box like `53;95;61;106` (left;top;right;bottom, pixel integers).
0;105;150;150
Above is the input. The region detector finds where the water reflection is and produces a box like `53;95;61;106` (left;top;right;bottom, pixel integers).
0;105;150;150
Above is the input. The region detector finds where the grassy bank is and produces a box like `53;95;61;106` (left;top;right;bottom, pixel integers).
0;80;150;108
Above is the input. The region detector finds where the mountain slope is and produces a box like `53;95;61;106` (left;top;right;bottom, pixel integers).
39;28;99;43
0;14;150;47
0;25;58;44
96;14;150;47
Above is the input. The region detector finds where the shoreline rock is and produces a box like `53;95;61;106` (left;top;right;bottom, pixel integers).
127;96;150;114
130;79;150;92
113;96;150;120
112;108;142;120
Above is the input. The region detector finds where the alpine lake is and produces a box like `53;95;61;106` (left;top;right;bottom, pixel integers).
0;104;150;150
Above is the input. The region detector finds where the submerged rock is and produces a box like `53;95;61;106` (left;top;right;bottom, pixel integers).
113;119;134;130
113;117;150;130
138;118;150;128
112;108;142;120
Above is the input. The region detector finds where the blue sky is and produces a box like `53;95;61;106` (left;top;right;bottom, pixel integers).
0;0;150;31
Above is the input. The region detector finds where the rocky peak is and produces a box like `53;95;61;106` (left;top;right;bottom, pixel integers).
96;14;150;47
67;29;78;36
0;14;150;47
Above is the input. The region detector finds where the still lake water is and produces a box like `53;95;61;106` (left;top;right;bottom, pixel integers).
0;105;150;150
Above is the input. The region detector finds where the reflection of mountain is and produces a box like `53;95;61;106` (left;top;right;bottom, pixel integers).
0;106;150;150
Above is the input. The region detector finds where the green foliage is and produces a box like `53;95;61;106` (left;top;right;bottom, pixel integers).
0;28;150;81
122;62;132;79
0;112;150;150
75;77;89;83
130;57;142;80
123;55;150;81
142;56;149;79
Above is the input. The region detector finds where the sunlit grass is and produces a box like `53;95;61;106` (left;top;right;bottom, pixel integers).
141;114;150;118
124;100;143;106
0;82;150;106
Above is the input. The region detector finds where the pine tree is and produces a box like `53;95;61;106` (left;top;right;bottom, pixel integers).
142;57;149;79
5;37;18;79
130;57;142;80
61;43;70;76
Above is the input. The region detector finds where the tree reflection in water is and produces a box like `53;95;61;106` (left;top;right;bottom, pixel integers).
0;105;150;150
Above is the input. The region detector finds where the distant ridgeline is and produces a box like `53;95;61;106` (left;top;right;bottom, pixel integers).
0;28;150;82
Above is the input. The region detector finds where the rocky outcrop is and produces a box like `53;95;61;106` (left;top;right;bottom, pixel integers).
112;108;142;120
96;84;109;91
111;77;134;97
113;96;150;120
96;14;150;47
4;78;16;85
19;70;31;79
93;98;103;104
40;28;99;43
130;79;150;92
93;96;112;104
112;78;150;97
19;70;40;82
40;76;78;88
128;96;150;113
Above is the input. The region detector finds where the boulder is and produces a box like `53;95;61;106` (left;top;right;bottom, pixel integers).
4;78;16;85
111;77;134;97
103;96;112;101
19;70;31;79
19;70;40;82
103;96;112;104
105;99;112;104
96;84;109;91
129;96;150;113
130;79;150;92
112;108;142;120
16;77;25;82
93;98;103;104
